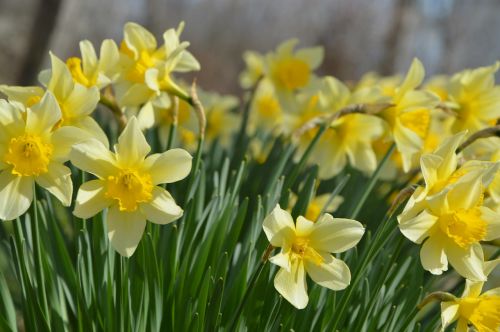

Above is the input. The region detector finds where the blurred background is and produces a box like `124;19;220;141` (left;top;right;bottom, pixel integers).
1;0;500;94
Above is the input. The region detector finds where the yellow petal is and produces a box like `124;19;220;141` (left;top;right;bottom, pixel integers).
269;249;292;272
123;22;157;56
0;171;33;221
399;210;438;244
420;235;448;275
0;85;44;106
397;58;424;99
0;100;24;140
140;187;182;224
51;126;93;162
273;259;308;309
304;252;351;291
79;40;98;76
446;242;486;281
107;205;146;257
440;302;459;331
420;154;442;189
73;179;112;219
295;216;315;237
480;206;500;241
70;138;117;178
63;83;100;119
35;163;72;206
74;116;110;148
27;92;61;134
115;117;151;167
47;53;74;100
262;204;296;247
144;148;192;185
309;214;364;253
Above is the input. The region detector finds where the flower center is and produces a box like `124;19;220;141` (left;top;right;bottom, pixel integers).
459;296;500;332
121;41;156;84
439;208;487;248
4;134;53;176
66;57;96;87
272;58;310;90
399;109;430;139
305;202;321;222
292;237;324;265
105;169;153;212
256;94;281;119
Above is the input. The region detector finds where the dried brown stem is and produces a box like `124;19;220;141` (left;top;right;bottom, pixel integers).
190;80;206;139
457;125;500;153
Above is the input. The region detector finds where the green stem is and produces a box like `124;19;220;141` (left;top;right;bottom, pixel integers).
31;187;50;324
166;123;177;151
99;94;127;132
350;143;395;219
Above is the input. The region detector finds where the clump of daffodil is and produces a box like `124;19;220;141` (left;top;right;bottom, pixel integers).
0;92;83;220
447;62;500;134
294;76;385;179
263;204;364;309
264;39;323;103
65;39;120;89
0;53;108;145
439;259;500;332
70;117;192;257
378;58;440;172
114;21;200;109
398;161;500;280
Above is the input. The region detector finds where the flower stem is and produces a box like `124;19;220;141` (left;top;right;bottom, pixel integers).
99;94;127;132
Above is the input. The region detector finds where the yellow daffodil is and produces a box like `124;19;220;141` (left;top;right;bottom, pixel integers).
289;192;344;222
448;62;500;133
66;39;120;88
296;77;385;179
264;39;323;104
263;204;364;309
399;168;500;281
0;92;83;220
0;53;108;146
70;117;192;257
248;79;284;135
200;90;240;147
239;51;265;89
115;22;199;108
379;58;440;172
440;259;500;332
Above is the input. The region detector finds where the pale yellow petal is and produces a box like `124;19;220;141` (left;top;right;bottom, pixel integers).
79;40;98;76
73;179;112;219
295;216;315;237
397;58;424;99
0;85;44;105
446;242;486;281
107;205;146;257
304;253;351;291
399;210;438;244
26;92;61;134
420;154;442;190
123;22;157;55
144;148;192;185
440;302;459;331
115;117;150;167
0;99;25;140
446;171;482;210
273;259;308;309
269;249;292;272
262;204;295;247
295;47;324;69
51;126;93;162
420;235;448;275
35;163;72;206
63;84;99;118
480;206;500;241
47;53;74;100
70;138;117;178
309;214;364;253
140;187;182;225
0;171;33;221
74;116;109;148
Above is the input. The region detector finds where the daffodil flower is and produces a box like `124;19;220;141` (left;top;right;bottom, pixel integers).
70;117;192;257
66;39;120;89
440;259;500;332
0;92;82;220
239;50;265;89
448;62;500;133
263;205;364;309
399;169;500;281
379;58;440;172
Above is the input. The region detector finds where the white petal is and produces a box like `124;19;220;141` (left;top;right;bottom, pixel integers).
26;92;61;134
446;243;486;281
107;205;146;257
309;214;365;253
440;302;459;331
399;210;438;244
70;138;117;178
115;117;150;166
0;171;33;221
304;253;351;291
420;236;448;275
140;187;182;224
73;180;112;219
273;259;308;309
144;148;192;185
35;163;72;206
262;204;296;247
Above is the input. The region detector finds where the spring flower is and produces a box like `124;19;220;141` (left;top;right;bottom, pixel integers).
379;58;440;172
0;92;81;220
440;259;500;332
0;53;108;145
398;168;500;281
264;39;323;102
248;79;284;134
200;90;240;147
115;22;199;108
289;192;344;222
71;117;192;257
263;204;364;309
66;39;120;89
448;62;500;133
